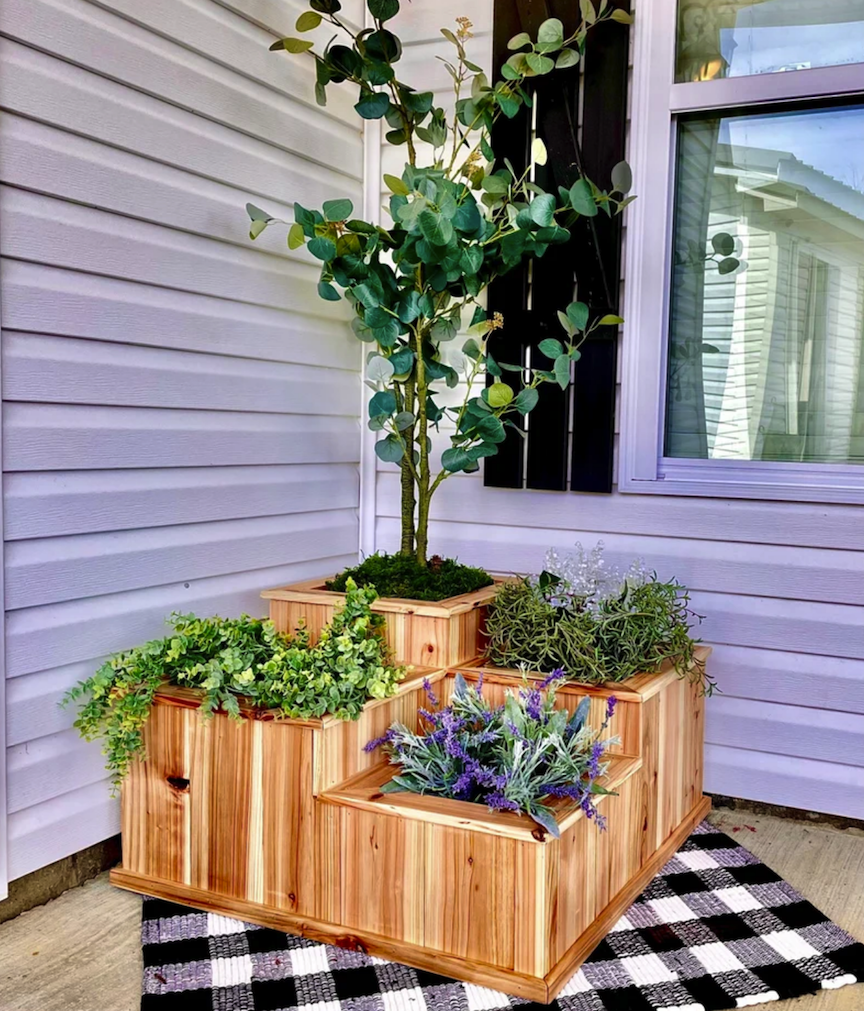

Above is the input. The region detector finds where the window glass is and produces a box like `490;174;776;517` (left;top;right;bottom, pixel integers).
665;104;864;464
677;0;864;82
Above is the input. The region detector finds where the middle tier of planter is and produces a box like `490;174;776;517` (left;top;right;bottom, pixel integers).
111;651;709;1002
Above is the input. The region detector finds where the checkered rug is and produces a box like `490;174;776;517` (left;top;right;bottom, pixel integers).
141;821;864;1010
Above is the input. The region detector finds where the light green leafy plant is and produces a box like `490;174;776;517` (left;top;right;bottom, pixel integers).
248;1;633;564
64;580;405;790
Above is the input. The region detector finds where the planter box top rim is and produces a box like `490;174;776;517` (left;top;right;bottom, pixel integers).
455;646;711;701
261;574;511;616
151;664;446;727
322;753;642;842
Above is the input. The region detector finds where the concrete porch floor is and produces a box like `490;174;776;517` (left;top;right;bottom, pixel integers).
1;808;862;1011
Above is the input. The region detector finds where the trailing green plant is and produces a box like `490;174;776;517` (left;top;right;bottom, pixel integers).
247;2;633;566
484;543;713;692
366;669;618;837
64;580;405;790
326;552;493;601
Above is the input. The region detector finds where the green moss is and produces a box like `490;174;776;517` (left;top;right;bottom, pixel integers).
326;553;493;602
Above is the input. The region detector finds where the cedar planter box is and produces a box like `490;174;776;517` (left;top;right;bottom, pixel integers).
111;652;710;1002
261;576;504;668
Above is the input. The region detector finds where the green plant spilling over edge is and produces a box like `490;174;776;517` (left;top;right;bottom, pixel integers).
248;1;633;565
64;580;405;791
326;552;493;601
484;544;714;693
366;669;618;837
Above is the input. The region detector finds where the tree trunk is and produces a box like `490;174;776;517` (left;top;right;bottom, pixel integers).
400;458;415;555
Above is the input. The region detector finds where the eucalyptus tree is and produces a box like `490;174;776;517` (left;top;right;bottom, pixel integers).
249;0;633;564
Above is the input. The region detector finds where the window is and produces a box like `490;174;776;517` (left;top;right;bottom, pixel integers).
620;0;864;502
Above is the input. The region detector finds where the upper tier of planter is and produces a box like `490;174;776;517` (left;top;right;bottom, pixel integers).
262;575;506;667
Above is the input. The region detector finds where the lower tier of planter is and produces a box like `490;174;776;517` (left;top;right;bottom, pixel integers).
111;655;709;1002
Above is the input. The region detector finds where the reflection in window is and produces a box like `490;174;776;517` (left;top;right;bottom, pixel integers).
665;105;864;465
677;0;864;82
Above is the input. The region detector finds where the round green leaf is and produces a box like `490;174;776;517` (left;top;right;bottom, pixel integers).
530;193;556;227
296;10;322;30
383;173;410;195
597;314;624;326
441;447;472;472
537;17;564;44
531;138;548;166
323;198;353;221
538;337;564;359
271;37;314;53
525;52;555;75
394;411;414;431
569;179;598;217
611;160;633;195
307;236;336;260
507;31;531;50
481;173;510;195
566;301;589;330
287;222;306;249
555;48;580;68
355;91;391;120
487;382;514;408
311;0;342;10
368;0;399;20
610;8;634;23
554;353;571;389
369;390;396;417
375;434;404;463
249;218;267;240
366;355;395;383
317;281;340;301
476;414;506;443
246;202;272;222
718;257;740;275
513;387;539;414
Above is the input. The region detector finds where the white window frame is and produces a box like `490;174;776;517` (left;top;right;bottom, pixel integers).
619;0;864;504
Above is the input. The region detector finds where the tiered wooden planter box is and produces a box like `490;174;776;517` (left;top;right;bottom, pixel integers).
111;579;710;1002
262;576;503;668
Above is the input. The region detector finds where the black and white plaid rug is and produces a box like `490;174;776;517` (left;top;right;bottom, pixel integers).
141;821;864;1010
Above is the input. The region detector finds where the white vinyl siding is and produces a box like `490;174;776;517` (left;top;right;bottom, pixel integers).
0;0;364;882
378;0;864;820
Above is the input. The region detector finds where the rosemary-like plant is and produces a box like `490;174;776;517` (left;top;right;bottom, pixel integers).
64;580;405;790
366;670;618;837
484;544;712;692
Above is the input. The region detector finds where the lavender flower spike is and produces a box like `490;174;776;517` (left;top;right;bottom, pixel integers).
422;678;439;707
364;727;395;753
539;667;568;690
606;695;618;721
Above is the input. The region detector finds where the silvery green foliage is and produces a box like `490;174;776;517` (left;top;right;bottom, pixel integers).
366;670;619;837
531;540;650;613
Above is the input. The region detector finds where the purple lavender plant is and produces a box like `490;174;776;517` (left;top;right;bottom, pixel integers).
366;672;619;837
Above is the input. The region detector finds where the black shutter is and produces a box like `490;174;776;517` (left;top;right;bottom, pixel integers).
484;0;630;493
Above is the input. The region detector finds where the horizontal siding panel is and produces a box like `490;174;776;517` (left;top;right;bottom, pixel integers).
0;113;318;257
709;645;864;715
3;333;358;414
395;0;493;42
374;517;864;607
7;662;96;746
1;262;359;370
6;509;358;608
0;189;338;313
94;0;360;124
0;0;361;165
705;744;864;819
705;696;864;768
375;472;864;551
171;0;365;40
6;556;356;679
5;463;358;539
8;729;108;813
4;403;359;470
0;42;358;208
7;781;118;881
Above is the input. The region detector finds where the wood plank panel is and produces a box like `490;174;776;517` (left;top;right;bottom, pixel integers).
425;826;517;968
338;807;425;944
